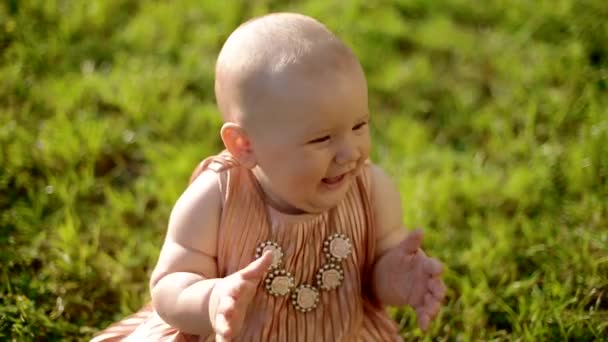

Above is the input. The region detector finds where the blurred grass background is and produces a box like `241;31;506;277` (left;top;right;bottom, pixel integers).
1;0;607;340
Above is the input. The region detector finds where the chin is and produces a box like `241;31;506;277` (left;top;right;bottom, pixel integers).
302;178;355;213
310;193;349;213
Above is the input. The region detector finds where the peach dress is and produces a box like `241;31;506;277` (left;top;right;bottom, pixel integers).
92;152;400;341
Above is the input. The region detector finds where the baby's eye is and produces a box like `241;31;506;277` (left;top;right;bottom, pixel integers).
308;135;330;144
352;121;368;131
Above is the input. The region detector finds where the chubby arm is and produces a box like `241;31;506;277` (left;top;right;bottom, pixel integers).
369;164;409;306
369;164;408;259
149;170;222;336
368;164;445;329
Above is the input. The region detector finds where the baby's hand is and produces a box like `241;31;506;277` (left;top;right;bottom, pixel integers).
209;251;273;342
382;230;446;330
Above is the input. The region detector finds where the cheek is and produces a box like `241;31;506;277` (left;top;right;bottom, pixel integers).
362;140;371;159
288;152;330;183
357;134;371;159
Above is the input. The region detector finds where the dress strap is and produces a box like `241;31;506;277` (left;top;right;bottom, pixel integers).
188;150;238;183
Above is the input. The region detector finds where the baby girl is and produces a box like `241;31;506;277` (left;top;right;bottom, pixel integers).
93;12;446;342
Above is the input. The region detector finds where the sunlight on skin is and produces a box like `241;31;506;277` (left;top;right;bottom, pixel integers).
5;2;607;340
147;13;446;340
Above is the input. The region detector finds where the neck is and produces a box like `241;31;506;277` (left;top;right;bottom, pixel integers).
251;167;309;215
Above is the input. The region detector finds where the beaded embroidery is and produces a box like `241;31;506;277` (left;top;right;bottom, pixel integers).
255;233;352;312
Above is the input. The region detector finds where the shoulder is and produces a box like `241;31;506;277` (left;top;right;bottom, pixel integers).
167;169;223;255
365;163;407;256
150;168;223;287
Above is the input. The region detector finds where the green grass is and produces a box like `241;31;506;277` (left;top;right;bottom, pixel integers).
1;0;607;340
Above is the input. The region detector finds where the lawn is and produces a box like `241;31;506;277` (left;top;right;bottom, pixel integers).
1;0;607;340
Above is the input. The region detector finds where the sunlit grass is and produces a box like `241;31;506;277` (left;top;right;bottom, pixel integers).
1;0;607;340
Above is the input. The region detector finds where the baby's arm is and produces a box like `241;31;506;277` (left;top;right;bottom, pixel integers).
368;164;408;256
149;170;222;335
368;164;446;329
149;170;272;338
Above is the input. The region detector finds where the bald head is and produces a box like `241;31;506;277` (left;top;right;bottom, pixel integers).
214;13;364;129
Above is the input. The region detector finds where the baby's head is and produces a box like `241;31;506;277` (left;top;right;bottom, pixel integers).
215;13;370;214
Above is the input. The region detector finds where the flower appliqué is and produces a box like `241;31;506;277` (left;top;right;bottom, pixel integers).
256;234;352;313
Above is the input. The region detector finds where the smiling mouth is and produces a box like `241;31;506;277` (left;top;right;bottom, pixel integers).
322;174;345;185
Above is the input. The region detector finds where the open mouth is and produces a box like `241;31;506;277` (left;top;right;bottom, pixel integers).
322;174;345;185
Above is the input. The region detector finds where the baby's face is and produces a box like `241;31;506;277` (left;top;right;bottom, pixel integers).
249;66;370;214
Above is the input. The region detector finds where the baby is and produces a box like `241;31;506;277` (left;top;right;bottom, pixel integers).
93;12;445;342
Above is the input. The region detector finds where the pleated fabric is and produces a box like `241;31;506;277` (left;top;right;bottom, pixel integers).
91;152;400;342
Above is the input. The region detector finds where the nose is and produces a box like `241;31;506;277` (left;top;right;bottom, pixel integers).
335;139;360;166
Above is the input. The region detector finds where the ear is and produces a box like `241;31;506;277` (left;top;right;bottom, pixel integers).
220;123;257;168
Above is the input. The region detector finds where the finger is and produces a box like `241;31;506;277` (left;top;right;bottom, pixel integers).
398;229;424;255
216;334;230;342
424;293;441;317
428;277;446;300
215;313;237;341
423;257;443;276
239;250;273;281
416;307;430;331
420;314;430;331
214;312;232;337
